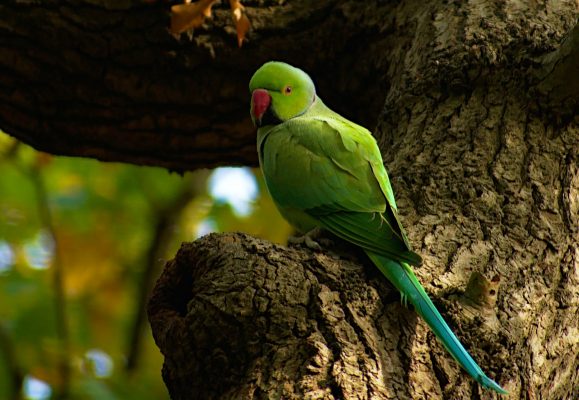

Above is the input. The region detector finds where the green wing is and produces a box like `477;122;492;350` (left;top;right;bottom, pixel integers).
262;103;421;266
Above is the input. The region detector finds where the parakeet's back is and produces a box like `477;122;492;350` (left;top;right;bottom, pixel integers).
258;97;422;266
258;100;380;219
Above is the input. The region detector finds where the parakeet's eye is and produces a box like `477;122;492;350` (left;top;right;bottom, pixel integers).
283;85;292;95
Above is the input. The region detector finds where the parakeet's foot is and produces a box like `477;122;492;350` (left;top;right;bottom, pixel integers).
289;227;336;251
288;227;324;251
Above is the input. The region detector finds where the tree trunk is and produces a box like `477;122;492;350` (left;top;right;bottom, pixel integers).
1;0;577;399
146;1;579;399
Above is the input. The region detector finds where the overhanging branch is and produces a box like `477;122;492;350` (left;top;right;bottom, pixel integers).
0;0;386;170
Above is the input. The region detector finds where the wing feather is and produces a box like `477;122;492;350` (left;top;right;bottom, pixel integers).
260;99;422;266
319;211;422;265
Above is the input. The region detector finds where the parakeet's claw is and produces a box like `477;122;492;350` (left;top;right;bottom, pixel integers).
304;235;323;251
288;227;325;251
288;230;322;251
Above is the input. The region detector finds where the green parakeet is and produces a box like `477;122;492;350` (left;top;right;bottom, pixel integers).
249;61;507;395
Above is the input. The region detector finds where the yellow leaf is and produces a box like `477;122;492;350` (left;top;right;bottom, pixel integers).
229;0;250;47
170;0;218;35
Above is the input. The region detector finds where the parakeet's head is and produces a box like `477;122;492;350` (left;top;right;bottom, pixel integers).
249;61;315;127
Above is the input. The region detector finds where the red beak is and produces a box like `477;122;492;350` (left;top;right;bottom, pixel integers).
251;89;271;126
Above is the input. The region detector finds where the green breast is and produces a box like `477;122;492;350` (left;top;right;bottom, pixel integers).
258;121;322;232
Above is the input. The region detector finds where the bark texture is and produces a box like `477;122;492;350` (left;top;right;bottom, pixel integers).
371;3;579;396
149;234;511;399
146;1;579;399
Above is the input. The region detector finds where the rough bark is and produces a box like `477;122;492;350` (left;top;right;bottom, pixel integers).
149;225;577;399
150;233;420;400
371;5;579;396
145;1;579;399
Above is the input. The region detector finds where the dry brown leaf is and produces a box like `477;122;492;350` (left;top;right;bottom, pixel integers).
229;0;250;47
170;0;218;35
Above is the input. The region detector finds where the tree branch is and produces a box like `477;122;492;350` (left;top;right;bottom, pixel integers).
148;233;516;399
28;165;71;399
0;0;388;170
125;172;206;373
1;1;576;170
0;322;23;400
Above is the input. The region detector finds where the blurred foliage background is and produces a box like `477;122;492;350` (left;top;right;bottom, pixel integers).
0;131;292;399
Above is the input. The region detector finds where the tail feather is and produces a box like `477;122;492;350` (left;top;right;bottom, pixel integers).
367;252;507;395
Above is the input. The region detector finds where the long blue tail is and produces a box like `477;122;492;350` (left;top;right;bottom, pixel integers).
367;252;507;395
